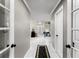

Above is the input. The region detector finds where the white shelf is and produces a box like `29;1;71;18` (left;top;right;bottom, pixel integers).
0;27;10;30
22;0;31;13
0;3;10;12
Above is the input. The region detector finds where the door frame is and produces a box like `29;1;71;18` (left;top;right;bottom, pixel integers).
66;0;72;58
9;0;15;58
55;5;63;58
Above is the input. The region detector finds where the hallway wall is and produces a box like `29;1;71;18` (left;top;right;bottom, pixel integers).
15;0;30;58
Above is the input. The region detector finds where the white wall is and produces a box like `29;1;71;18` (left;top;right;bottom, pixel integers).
15;0;30;58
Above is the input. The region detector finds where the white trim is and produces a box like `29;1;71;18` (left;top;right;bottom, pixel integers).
50;0;61;15
0;3;10;11
0;27;9;30
22;0;31;13
67;0;72;58
71;47;79;52
55;5;63;15
9;0;14;58
72;8;79;13
0;46;10;55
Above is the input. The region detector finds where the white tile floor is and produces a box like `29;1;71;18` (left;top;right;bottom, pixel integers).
24;37;59;58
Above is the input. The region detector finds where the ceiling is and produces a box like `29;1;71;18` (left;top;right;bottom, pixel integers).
25;0;59;14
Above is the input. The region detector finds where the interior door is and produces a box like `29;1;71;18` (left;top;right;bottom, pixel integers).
72;0;79;58
0;0;14;58
55;5;63;58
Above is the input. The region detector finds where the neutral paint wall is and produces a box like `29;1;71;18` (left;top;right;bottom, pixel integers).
51;0;67;58
15;0;30;58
